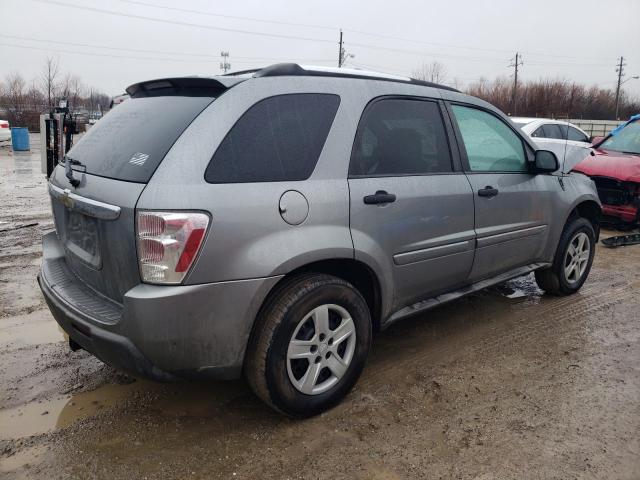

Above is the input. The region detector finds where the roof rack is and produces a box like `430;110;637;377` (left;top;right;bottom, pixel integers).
224;63;460;92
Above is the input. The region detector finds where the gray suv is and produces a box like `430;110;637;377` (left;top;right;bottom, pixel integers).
39;64;601;416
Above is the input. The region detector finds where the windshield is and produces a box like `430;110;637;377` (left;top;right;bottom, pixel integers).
66;95;215;182
600;120;640;154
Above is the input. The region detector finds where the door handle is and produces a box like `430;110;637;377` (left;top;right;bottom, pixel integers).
364;190;396;205
477;186;499;198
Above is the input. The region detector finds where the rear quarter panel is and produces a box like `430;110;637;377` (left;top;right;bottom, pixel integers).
137;78;361;284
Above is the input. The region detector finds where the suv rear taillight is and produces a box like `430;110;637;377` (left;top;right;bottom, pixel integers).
136;211;209;284
0;123;9;128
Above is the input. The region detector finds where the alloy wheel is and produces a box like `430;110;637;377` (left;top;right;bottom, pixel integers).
286;304;356;395
564;232;591;284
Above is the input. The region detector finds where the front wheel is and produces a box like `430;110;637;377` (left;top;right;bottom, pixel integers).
535;217;596;295
245;274;372;417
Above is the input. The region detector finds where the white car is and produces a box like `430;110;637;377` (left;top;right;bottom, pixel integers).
0;120;10;143
511;117;593;172
511;117;591;147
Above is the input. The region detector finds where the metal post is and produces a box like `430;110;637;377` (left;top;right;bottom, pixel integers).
510;52;523;115
614;56;625;120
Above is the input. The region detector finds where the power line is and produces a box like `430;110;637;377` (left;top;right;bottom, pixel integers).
0;42;212;62
119;0;612;62
347;40;615;68
0;34;336;63
346;29;612;61
7;28;606;70
119;0;336;31
33;0;336;44
0;42;333;65
35;0;615;66
347;41;509;63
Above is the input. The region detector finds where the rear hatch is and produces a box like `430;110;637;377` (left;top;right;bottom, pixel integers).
48;77;239;303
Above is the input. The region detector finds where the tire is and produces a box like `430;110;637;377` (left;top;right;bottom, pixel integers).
535;217;596;295
245;273;372;417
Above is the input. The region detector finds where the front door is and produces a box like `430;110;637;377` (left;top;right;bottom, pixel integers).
448;103;557;281
348;97;475;310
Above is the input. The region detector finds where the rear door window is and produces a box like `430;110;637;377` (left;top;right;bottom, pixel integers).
541;124;564;139
66;96;215;183
350;98;453;176
205;94;340;183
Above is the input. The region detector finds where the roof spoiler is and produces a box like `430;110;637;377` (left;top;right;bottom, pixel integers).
126;76;246;98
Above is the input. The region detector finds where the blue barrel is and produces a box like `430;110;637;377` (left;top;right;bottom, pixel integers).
11;128;30;151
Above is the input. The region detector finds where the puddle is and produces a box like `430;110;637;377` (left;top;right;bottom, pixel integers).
0;380;160;440
492;274;543;300
0;310;65;346
0;379;252;441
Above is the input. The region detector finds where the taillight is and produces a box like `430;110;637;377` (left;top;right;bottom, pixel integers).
136;211;209;284
0;123;9;128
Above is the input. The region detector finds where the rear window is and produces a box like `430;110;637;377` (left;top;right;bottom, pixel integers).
66;96;214;183
205;94;340;183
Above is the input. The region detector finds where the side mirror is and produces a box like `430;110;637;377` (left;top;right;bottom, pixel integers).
533;150;559;173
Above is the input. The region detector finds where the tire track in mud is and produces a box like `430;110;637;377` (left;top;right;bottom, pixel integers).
357;276;636;392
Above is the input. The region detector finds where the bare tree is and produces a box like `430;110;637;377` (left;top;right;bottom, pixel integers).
60;73;85;109
465;77;640;119
1;72;28;125
450;77;464;91
412;61;448;84
41;57;60;108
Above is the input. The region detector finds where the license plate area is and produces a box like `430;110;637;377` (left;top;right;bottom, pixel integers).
65;210;102;269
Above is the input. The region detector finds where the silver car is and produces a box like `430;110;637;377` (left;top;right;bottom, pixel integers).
39;64;601;416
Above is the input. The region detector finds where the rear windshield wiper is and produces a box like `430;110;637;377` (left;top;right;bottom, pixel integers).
64;156;86;187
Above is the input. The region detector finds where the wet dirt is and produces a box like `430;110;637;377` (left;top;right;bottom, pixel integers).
1;138;639;479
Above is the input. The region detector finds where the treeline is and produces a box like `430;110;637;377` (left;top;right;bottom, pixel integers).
466;77;640;120
0;58;110;132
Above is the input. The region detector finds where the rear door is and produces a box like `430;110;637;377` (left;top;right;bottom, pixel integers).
447;103;556;281
48;93;216;303
348;97;475;310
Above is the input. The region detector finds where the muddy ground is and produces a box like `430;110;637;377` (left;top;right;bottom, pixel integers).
0;137;639;479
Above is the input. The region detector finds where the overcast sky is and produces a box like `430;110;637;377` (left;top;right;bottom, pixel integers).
2;0;640;98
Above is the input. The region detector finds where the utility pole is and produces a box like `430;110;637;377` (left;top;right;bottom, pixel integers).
220;51;231;74
509;52;523;115
337;30;353;68
614;56;626;120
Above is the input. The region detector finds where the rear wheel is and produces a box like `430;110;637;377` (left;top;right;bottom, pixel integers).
535;217;596;295
245;274;371;417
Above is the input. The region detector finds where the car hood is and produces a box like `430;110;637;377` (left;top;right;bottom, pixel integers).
572;149;640;183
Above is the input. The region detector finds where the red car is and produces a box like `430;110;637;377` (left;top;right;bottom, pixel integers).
572;116;640;226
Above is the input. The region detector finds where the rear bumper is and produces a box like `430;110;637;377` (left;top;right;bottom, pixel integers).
38;231;282;380
38;271;175;381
